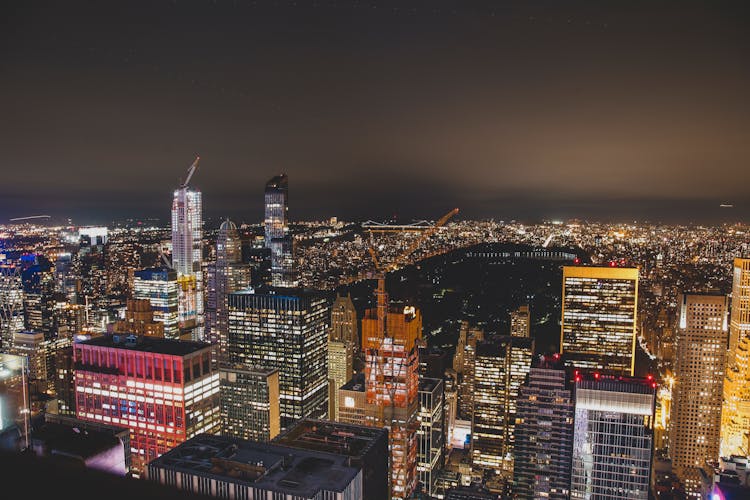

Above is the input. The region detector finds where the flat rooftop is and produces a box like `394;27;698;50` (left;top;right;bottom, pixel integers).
274;419;387;459
80;335;211;357
31;422;121;458
340;373;365;392
148;433;359;497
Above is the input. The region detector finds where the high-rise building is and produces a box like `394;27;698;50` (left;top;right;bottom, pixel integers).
671;293;728;496
274;418;390;500
513;365;574;500
722;258;750;457
145;433;364;499
20;255;55;339
338;373;367;426
418;377;445;498
570;374;655;500
132;267;179;339
219;365;279;442
0;261;24;352
73;334;220;474
206;219;250;362
362;303;421;500
560;266;639;376
510;304;530;338
328;338;353;421
455;322;484;420
264;174;296;288
330;293;359;349
471;336;534;477
171;160;203;341
227;289;329;428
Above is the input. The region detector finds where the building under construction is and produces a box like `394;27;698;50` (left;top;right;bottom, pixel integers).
362;300;421;500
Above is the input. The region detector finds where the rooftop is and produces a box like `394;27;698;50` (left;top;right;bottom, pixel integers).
273;419;387;459
148;433;360;496
80;335;211;357
30;422;122;459
340;373;366;392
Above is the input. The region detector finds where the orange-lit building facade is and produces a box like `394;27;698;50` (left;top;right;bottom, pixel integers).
73;335;220;474
362;294;421;500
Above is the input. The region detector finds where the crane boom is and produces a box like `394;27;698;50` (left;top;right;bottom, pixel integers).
388;207;458;271
181;155;200;188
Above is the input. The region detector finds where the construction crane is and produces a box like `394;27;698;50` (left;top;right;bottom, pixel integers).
365;207;458;498
180;155;200;188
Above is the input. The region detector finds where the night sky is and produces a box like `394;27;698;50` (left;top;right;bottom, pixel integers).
2;1;749;224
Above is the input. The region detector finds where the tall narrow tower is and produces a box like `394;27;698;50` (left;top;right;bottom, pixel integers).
171;156;203;341
672;292;728;497
206;219;250;361
264;174;296;287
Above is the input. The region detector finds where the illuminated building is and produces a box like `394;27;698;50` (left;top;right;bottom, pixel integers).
722;258;750;457
146;433;363;499
172;179;203;341
274;418;390;500
132;267;179;339
265;174;296;287
560;265;639;376
444;369;459;451
510;304;530;338
227;289;328;429
671;293;728;497
219;365;279;442
654;372;674;452
111;299;165;338
0;261;24;352
513;366;573;500
330;293;359;349
73;334;220;474
206;219;250;362
338;373;366;426
362;304;421;500
418;377;445;497
10;331;46;386
20;255;55;339
471;336;533;477
328;337;353;420
454;321;484;420
570;374;655;500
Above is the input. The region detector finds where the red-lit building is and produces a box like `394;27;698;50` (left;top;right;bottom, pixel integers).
73;334;220;474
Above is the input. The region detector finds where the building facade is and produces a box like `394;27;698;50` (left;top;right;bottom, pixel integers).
227;289;329;429
73;335;220;474
570;375;655;500
264;174;296;288
671;293;728;497
132;267;179;339
510;304;530;338
219;365;279;442
513;366;574;500
471;336;534;477
418;377;445;498
561;266;639;376
171;184;203;341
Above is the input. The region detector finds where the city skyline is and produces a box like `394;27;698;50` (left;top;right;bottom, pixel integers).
2;1;750;224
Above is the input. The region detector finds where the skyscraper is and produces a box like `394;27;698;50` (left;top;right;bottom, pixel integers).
264;174;296;288
171;157;203;341
722;258;750;456
0;261;24;352
471;336;534;477
510;304;530;338
671;292;728;497
219;365;280;442
362;304;422;500
132;267;179;339
570;374;655;500
418;377;445;498
227;289;329;428
206;219;250;361
73;335;220;474
455;322;484;420
328;337;353;421
560;266;639;376
513;365;574;500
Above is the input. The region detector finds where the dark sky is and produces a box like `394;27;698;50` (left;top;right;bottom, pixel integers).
2;0;749;225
